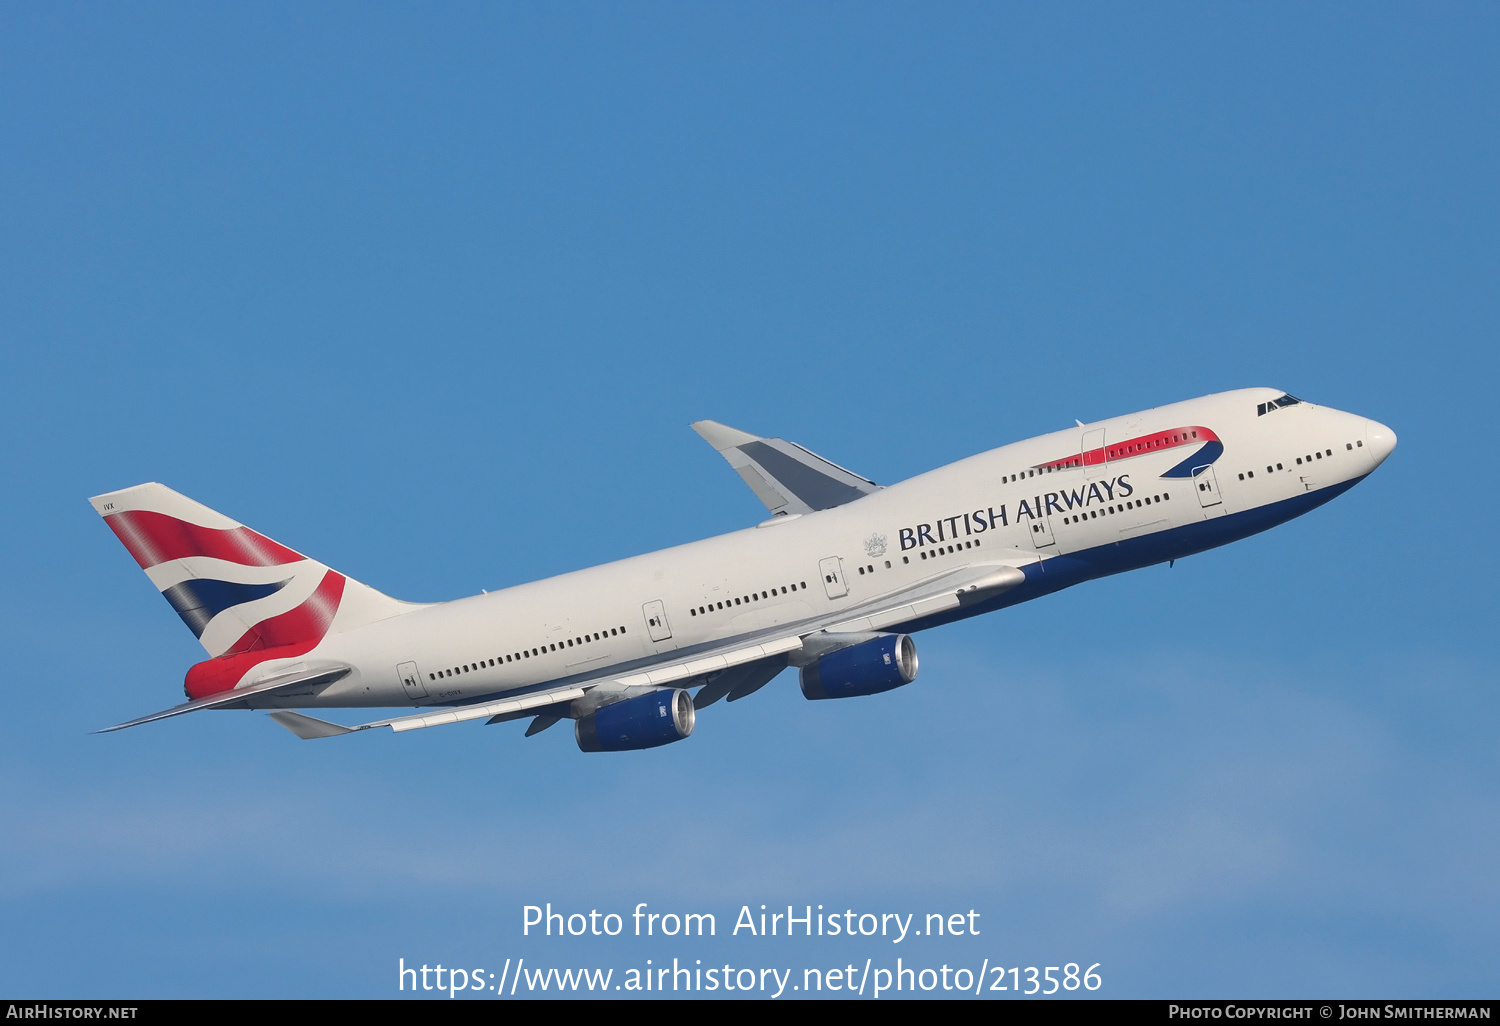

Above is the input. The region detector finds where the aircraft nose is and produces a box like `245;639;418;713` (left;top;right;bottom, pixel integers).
1365;419;1398;466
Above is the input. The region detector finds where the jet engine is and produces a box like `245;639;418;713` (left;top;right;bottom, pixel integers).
798;633;918;700
575;688;695;752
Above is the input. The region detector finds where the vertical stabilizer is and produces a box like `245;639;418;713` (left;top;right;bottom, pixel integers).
90;483;422;664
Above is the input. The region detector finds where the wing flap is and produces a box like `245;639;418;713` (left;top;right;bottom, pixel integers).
612;636;803;689
385;686;589;733
824;564;1028;634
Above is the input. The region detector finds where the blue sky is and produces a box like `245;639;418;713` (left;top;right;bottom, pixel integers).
1;2;1495;998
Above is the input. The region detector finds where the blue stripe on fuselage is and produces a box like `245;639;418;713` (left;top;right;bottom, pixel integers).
898;474;1367;634
1162;440;1225;478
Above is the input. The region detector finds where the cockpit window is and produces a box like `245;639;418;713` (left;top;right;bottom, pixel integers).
1258;394;1304;416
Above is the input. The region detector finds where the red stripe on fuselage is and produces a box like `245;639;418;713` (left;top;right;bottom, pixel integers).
184;571;345;699
104;509;303;570
1035;426;1220;472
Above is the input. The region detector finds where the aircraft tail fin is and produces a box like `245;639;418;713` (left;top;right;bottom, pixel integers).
90;483;420;668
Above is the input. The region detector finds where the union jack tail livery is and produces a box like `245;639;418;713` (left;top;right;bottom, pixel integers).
90;483;416;706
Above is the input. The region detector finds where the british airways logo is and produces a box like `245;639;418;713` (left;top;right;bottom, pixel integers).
899;506;1007;550
897;474;1135;551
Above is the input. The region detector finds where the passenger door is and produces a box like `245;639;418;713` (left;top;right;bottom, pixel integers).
1082;429;1107;479
1193;466;1224;508
397;661;427;700
642;600;673;642
818;556;848;599
1028;515;1057;550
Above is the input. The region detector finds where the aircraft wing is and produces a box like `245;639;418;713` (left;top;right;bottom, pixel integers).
272;633;805;738
691;420;880;516
270;559;1029;739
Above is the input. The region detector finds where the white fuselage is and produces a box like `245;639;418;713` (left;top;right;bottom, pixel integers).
283;388;1394;710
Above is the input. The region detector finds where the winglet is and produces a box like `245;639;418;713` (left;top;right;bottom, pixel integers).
691;420;760;451
690;421;879;516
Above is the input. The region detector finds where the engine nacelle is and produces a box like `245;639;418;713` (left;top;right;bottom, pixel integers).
799;634;918;700
575;688;695;752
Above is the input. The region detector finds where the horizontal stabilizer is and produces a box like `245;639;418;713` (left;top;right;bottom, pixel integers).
96;666;351;733
691;421;879;516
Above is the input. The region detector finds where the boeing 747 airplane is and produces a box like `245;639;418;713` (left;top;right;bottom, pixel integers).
91;388;1395;751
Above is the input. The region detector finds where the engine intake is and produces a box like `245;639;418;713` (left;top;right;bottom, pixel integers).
799;634;918;700
575;688;695;752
